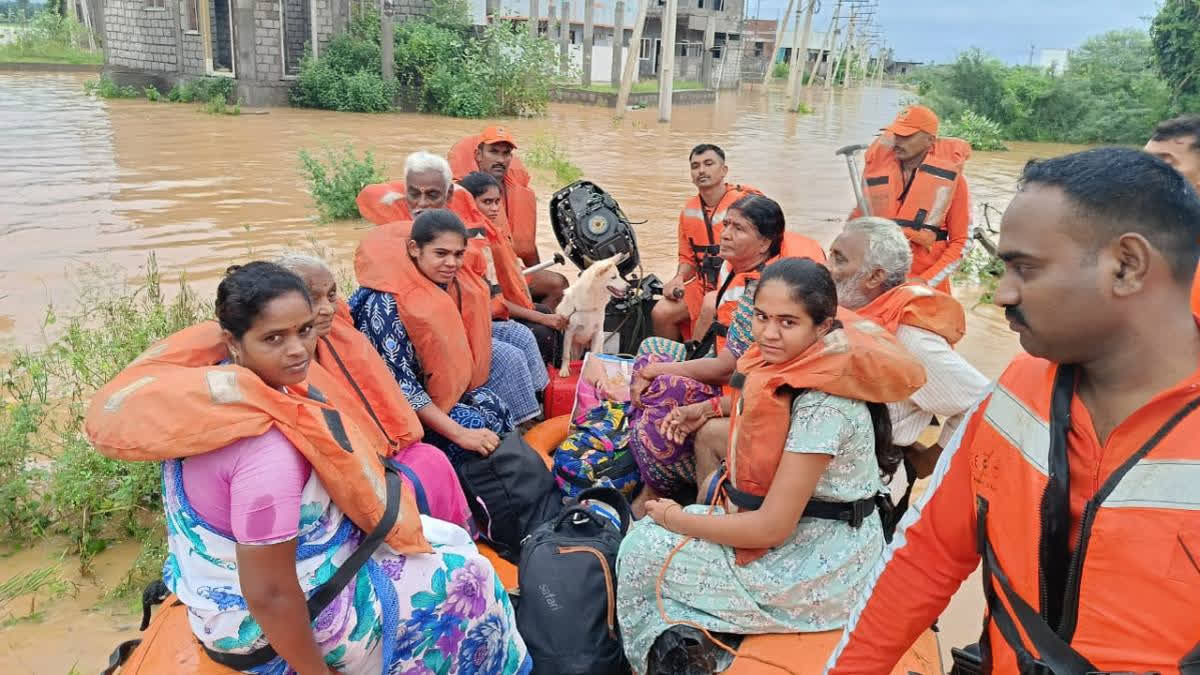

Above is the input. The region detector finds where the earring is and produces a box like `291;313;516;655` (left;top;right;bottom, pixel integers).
230;349;240;364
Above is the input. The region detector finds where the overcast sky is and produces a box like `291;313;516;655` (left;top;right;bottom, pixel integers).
750;1;1161;64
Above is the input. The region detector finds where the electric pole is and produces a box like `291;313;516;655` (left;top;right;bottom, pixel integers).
659;0;678;122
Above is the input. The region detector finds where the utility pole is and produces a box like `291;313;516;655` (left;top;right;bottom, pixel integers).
549;3;558;40
785;0;815;111
529;0;539;36
658;0;678;122
582;0;595;86
806;1;835;97
560;0;571;76
823;0;843;90
766;0;794;83
838;8;856;89
611;0;625;86
1029;43;1035;67
616;0;648;115
380;0;394;84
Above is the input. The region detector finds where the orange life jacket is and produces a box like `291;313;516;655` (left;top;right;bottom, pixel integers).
84;322;430;555
852;282;965;345
448;135;540;266
355;222;492;412
1191;263;1200;317
355;180;410;226
708;232;828;353
356;185;536;321
862;136;970;262
314;301;424;454
678;184;762;290
726;312;926;565
967;357;1200;673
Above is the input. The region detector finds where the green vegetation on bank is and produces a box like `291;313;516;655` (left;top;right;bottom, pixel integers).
291;0;559;116
0;257;206;595
85;75;241;114
299;144;385;221
909;4;1200;149
0;8;101;65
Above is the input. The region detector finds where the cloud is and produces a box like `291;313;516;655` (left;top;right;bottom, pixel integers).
751;0;1159;64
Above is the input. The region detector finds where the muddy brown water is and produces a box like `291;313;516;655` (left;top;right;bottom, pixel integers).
0;70;1086;672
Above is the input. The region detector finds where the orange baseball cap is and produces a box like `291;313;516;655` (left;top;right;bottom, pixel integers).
480;125;518;149
883;105;939;136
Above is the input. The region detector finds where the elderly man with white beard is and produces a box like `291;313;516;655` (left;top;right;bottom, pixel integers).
829;217;990;504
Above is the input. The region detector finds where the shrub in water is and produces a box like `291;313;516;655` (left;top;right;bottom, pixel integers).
298;145;385;221
941;110;1008;151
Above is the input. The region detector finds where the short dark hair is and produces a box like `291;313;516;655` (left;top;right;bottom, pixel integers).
1151;115;1200;151
729;194;786;257
689;144;726;162
1018;147;1200;282
459;171;501;198
411;208;467;247
216;261;311;339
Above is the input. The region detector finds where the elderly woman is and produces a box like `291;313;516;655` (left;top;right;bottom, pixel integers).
274;251;474;529
628;195;826;513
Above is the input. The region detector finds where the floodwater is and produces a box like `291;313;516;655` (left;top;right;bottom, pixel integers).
0;70;1085;672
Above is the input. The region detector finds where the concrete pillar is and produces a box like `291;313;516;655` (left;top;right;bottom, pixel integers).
616;0;648;114
549;3;557;39
233;0;257;82
658;0;677;122
560;0;570;75
581;0;594;86
700;17;715;88
610;0;624;86
381;1;394;84
529;0;538;36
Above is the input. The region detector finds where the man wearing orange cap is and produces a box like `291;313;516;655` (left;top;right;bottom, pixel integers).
448;125;569;310
851;104;972;293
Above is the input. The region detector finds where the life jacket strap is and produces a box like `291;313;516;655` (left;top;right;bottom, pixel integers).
203;465;404;670
724;480;878;528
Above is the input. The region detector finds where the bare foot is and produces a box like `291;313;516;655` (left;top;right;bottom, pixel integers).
631;484;661;519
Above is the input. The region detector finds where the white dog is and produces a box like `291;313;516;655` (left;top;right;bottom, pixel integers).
555;254;630;376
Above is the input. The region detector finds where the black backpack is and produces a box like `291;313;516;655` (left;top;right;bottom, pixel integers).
516;486;633;675
454;431;564;562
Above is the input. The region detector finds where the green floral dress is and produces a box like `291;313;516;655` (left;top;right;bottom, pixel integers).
615;390;887;674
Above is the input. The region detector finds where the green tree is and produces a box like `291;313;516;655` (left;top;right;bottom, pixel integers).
1151;0;1200;104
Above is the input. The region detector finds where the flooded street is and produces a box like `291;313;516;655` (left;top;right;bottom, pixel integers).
0;70;1081;672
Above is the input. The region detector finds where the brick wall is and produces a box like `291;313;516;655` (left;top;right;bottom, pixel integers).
393;0;434;23
313;0;336;53
252;0;284;80
180;29;206;74
104;0;180;72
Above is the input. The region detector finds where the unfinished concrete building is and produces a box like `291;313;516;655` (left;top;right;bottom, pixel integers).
101;0;397;104
636;0;746;89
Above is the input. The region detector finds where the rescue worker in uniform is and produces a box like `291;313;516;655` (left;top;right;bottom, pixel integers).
448;125;570;310
828;217;989;507
1144;115;1200;317
851;105;972;293
651;144;760;341
826;147;1200;674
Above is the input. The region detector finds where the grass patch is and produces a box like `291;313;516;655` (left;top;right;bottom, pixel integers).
524;134;583;187
299;144;385;222
0;255;207;590
84;75;139;99
580;80;705;93
0;44;102;64
0;9;100;65
202;93;241;115
0;564;77;624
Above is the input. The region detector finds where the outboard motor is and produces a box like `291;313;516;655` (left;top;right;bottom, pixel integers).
549;181;661;354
